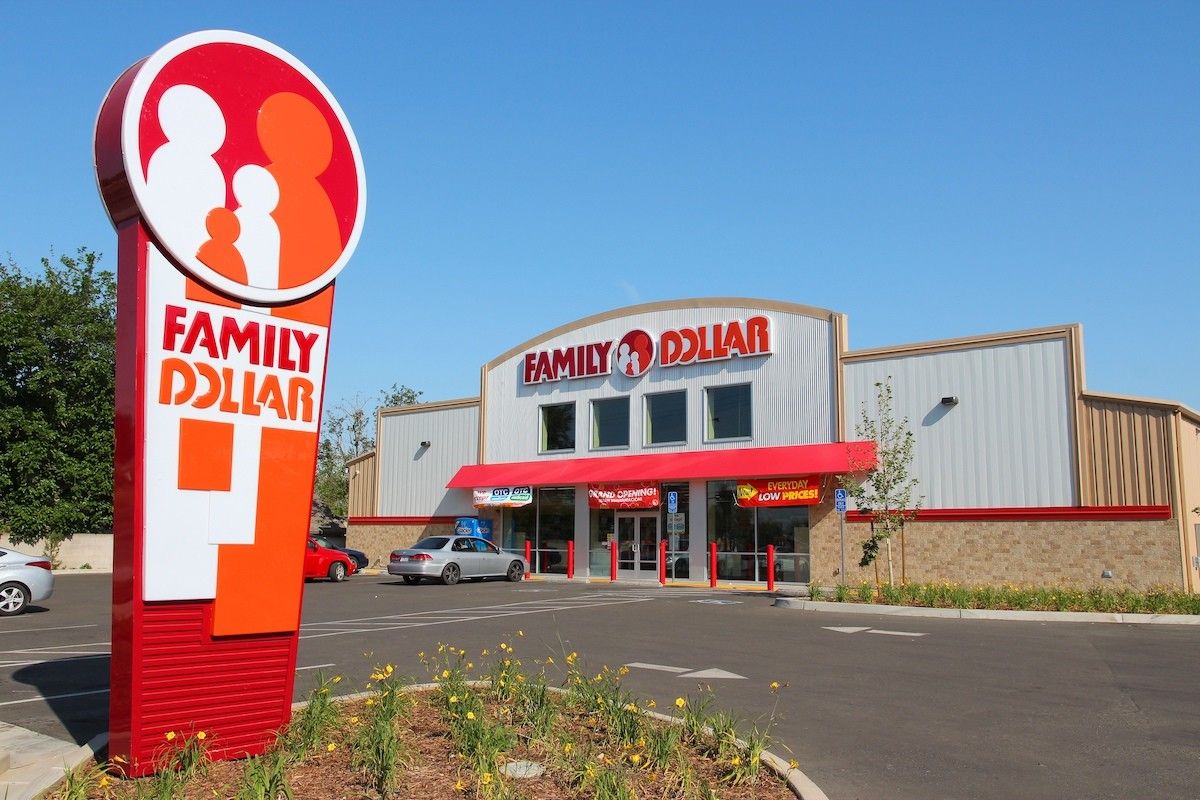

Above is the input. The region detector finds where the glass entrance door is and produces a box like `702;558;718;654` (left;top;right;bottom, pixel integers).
616;513;659;578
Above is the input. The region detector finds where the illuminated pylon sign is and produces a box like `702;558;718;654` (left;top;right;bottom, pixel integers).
95;31;365;775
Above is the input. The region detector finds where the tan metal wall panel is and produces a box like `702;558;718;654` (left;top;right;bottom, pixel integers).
347;453;376;517
1079;397;1172;506
378;403;479;516
482;303;837;463
1178;416;1200;591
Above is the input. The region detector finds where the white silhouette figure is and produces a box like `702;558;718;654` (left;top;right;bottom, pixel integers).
616;343;632;375
145;84;227;262
628;351;641;376
232;165;281;289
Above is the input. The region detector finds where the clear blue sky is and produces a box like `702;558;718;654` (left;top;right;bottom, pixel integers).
3;2;1197;410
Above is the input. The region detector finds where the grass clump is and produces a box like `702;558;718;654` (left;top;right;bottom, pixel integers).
825;581;1200;614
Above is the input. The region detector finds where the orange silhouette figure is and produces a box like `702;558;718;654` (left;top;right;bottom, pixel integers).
212;92;345;637
188;208;247;309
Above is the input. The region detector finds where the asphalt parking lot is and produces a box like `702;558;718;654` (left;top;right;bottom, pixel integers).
3;573;1199;800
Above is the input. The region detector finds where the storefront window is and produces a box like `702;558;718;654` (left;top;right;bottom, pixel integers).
645;390;686;445
706;480;810;582
540;403;575;452
589;508;614;575
706;384;752;440
501;487;575;574
591;397;629;449
659;482;690;579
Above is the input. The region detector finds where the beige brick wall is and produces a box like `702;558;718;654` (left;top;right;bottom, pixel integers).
809;503;1183;590
347;522;455;568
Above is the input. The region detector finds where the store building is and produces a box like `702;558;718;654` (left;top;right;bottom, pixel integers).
347;298;1200;591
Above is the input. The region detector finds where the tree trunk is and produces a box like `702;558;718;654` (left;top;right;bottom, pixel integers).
885;537;894;587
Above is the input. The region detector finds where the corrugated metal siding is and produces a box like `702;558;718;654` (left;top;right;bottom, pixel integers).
131;602;293;770
844;338;1076;508
1079;397;1172;506
347;452;376;517
379;404;478;516
483;305;836;463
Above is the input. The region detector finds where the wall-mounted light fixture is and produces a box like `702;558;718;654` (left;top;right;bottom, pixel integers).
940;396;959;406
419;440;431;448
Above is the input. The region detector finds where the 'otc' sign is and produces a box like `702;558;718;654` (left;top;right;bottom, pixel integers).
96;30;365;775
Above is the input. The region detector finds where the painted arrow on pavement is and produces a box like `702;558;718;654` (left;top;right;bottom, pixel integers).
624;662;747;679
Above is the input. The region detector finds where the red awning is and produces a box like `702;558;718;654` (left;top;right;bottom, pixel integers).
447;441;876;489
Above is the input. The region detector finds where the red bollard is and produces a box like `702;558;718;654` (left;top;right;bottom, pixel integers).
766;544;775;591
709;543;718;588
610;540;618;582
659;539;667;585
567;540;575;580
524;540;532;580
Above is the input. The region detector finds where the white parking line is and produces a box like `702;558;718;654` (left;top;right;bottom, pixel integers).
867;629;926;637
0;688;110;707
296;663;337;671
0;624;99;635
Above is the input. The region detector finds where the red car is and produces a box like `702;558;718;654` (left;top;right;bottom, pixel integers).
303;537;357;582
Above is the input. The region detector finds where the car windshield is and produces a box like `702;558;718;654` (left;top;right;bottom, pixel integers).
412;537;450;550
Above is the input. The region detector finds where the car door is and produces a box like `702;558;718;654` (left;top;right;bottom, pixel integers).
449;536;478;577
473;538;504;576
303;539;321;578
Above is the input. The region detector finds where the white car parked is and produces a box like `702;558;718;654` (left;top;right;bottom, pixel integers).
0;548;54;616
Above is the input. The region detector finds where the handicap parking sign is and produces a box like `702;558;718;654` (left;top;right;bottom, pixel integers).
667;491;678;514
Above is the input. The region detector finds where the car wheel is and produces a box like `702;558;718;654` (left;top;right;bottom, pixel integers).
441;563;461;586
506;561;524;582
328;561;347;583
402;575;421;585
0;582;30;616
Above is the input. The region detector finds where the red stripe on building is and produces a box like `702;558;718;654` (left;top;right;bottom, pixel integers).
844;505;1171;522
349;516;460;525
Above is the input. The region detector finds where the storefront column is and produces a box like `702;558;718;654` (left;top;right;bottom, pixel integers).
573;484;590;579
687;479;708;582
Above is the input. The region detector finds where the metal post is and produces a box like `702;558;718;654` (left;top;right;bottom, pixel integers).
709;543;718;588
567;540;574;580
839;513;846;585
524;540;532;581
766;544;775;592
610;539;617;582
659;539;667;586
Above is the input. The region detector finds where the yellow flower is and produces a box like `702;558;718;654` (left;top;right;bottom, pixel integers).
789;759;799;770
418;651;426;659
385;664;394;675
544;656;554;665
350;716;359;724
480;772;492;785
645;699;656;709
624;702;637;712
566;652;578;665
100;776;110;787
630;754;642;765
675;697;686;709
327;743;337;752
730;755;742;766
769;681;781;691
466;711;476;720
438;643;447;653
332;675;342;684
196;730;207;741
449;695;459;704
165;731;176;741
618;666;629;676
517;630;525;637
366;698;375;706
563;742;574;754
466;662;474;670
454;779;465;792
442;669;450;678
481;648;490;656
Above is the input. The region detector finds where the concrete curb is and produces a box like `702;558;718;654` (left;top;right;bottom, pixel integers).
24;731;108;800
774;597;1200;625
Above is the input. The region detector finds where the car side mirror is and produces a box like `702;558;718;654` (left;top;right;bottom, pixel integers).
308;541;317;551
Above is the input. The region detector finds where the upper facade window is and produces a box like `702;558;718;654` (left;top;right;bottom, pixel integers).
645;390;687;446
540;402;575;453
706;383;752;440
591;397;630;449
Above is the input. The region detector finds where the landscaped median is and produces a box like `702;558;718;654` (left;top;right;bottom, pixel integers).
51;637;821;799
777;581;1200;623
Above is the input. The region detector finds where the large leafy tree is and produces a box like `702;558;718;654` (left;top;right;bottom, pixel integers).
0;249;116;546
315;383;422;517
843;378;923;586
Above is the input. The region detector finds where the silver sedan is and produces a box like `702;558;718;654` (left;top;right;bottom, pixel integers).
387;535;528;585
0;548;55;616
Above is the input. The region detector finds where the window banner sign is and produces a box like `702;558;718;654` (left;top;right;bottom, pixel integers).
736;477;821;507
474;486;534;508
96;31;365;776
588;482;662;509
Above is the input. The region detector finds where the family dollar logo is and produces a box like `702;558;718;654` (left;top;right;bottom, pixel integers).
614;329;654;378
115;30;366;304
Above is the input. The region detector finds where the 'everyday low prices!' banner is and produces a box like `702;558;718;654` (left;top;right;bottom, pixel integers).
588;482;661;509
736;477;821;507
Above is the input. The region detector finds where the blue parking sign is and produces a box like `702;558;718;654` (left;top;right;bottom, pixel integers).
834;488;847;502
667;491;678;514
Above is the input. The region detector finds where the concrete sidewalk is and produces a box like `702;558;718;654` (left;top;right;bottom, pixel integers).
774;596;1200;624
0;721;105;800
